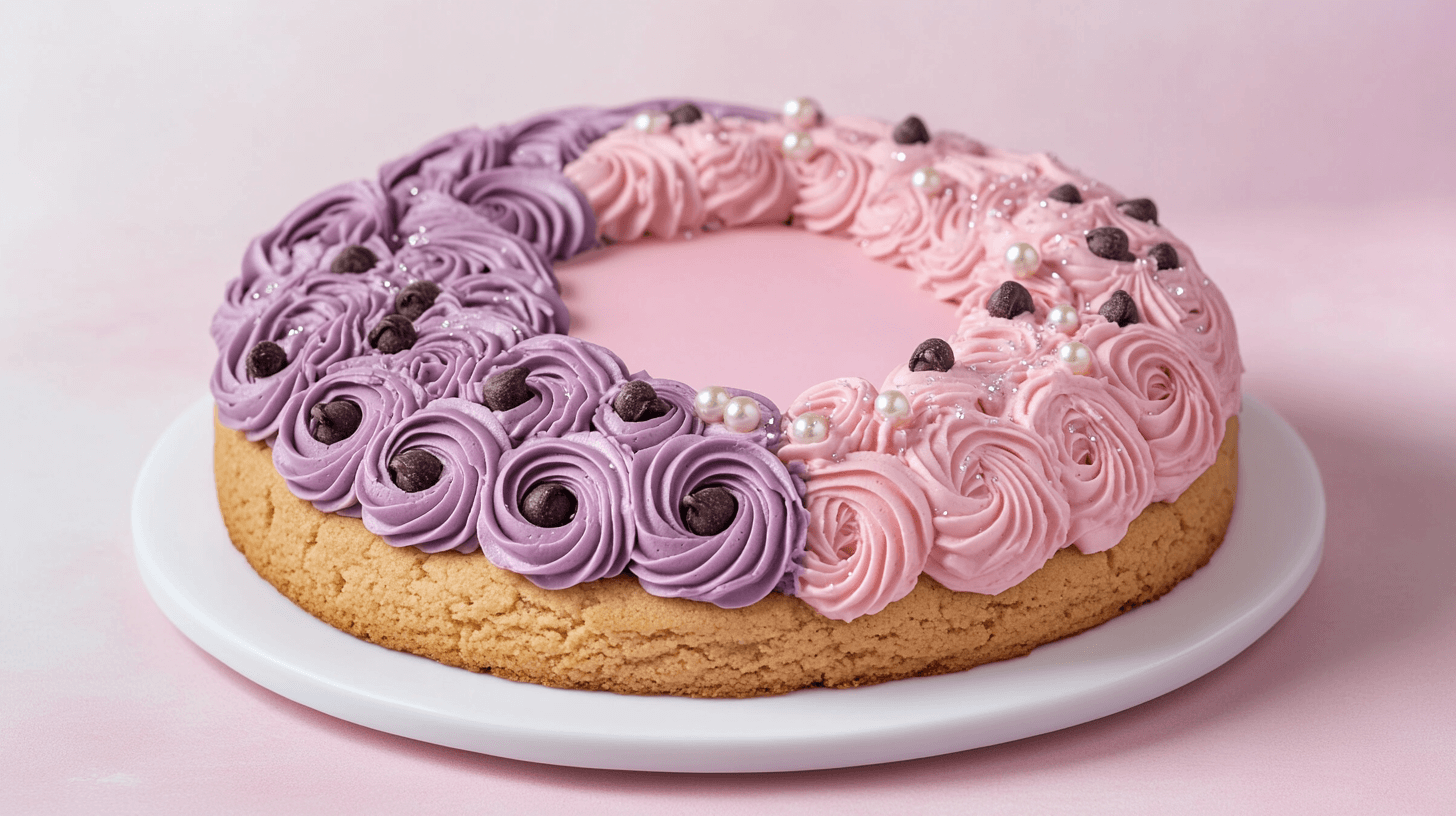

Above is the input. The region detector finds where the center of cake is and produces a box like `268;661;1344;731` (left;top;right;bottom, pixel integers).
557;225;958;408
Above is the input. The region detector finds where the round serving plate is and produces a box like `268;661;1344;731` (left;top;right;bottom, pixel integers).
133;394;1323;773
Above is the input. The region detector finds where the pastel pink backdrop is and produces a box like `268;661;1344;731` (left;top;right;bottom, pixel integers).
2;1;1453;813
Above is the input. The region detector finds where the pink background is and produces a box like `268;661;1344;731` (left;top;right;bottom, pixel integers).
3;1;1454;812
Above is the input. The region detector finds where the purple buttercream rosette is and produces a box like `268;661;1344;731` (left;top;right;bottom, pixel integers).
629;434;809;607
479;432;633;589
592;376;703;454
212;274;395;441
342;307;524;400
272;366;427;514
394;192;560;294
433;271;571;337
356;398;513;554
467;334;627;444
702;386;786;452
380;125;511;208
453;166;598;262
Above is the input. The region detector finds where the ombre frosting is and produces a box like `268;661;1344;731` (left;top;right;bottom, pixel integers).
212;96;1241;621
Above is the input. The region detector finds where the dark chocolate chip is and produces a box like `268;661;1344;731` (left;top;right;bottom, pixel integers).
389;448;443;493
1099;289;1141;327
680;486;738;536
892;115;930;145
245;341;287;379
668;103;703;126
480;366;532;411
368;314;417;354
613;380;669;422
1047;183;1082;204
1117;198;1158;224
521;482;577;528
909;338;955;373
986;281;1035;319
394;280;442;321
1086;226;1136;262
1148;242;1180;270
308;399;363;445
330;245;378;275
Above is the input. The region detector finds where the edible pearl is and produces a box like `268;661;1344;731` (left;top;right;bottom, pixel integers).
631;111;670;134
789;412;830;444
722;396;762;433
874;390;912;425
1047;303;1080;334
694;386;730;422
781;131;815;160
911;166;943;195
1058;341;1093;375
782;97;819;130
1005;242;1040;277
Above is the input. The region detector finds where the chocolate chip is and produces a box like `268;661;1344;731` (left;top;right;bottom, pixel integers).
1117;198;1158;224
613;380;669;422
892;115;930;145
680;486;737;536
331;245;378;275
368;314;417;354
1099;290;1141;327
909;338;955;372
394;280;442;321
1086;226;1136;262
521;482;577;528
480;366;532;411
668;103;703;126
309;399;363;445
389;448;442;493
986;281;1035;319
1148;242;1180;270
245;341;287;379
1047;183;1082;204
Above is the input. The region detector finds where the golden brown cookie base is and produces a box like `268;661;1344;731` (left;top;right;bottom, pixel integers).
214;415;1238;698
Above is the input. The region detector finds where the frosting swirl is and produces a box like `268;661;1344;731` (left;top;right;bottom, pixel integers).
630;434;809;607
702;386;785;451
1011;368;1155;553
787;131;874;235
467;335;627;443
345;307;522;400
777;377;886;463
563;129;706;242
434;272;570;337
393;192;559;294
453;166;598;262
480;432;633;588
592;376;703;454
794;453;933;621
272;366;427;514
357;398;513;553
675;118;796;228
902;405;1071;594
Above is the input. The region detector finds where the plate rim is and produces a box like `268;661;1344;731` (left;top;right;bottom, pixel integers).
132;394;1324;772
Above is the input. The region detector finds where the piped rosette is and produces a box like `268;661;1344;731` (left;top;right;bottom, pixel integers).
629;434;808;607
272;366;427;515
352;306;524;401
394;192;560;294
563;127;706;242
467;335;627;444
794;453;934;621
356;398;514;554
1010;368;1156;554
480;432;633;589
777;377;888;464
592;376;703;454
452;166;598;262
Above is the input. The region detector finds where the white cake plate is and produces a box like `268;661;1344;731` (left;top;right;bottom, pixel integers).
132;395;1323;773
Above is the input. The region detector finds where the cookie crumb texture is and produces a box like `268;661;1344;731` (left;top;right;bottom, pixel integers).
215;416;1238;698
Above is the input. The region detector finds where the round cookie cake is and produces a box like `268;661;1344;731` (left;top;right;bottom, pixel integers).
211;97;1242;698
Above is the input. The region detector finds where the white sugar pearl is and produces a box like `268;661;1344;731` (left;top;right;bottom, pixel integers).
722;396;762;433
911;166;943;195
631;111;670;134
782;97;819;130
874;390;912;425
789;412;830;444
781;131;815;160
1047;303;1080;334
1005;242;1040;277
694;386;730;422
1058;341;1092;375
